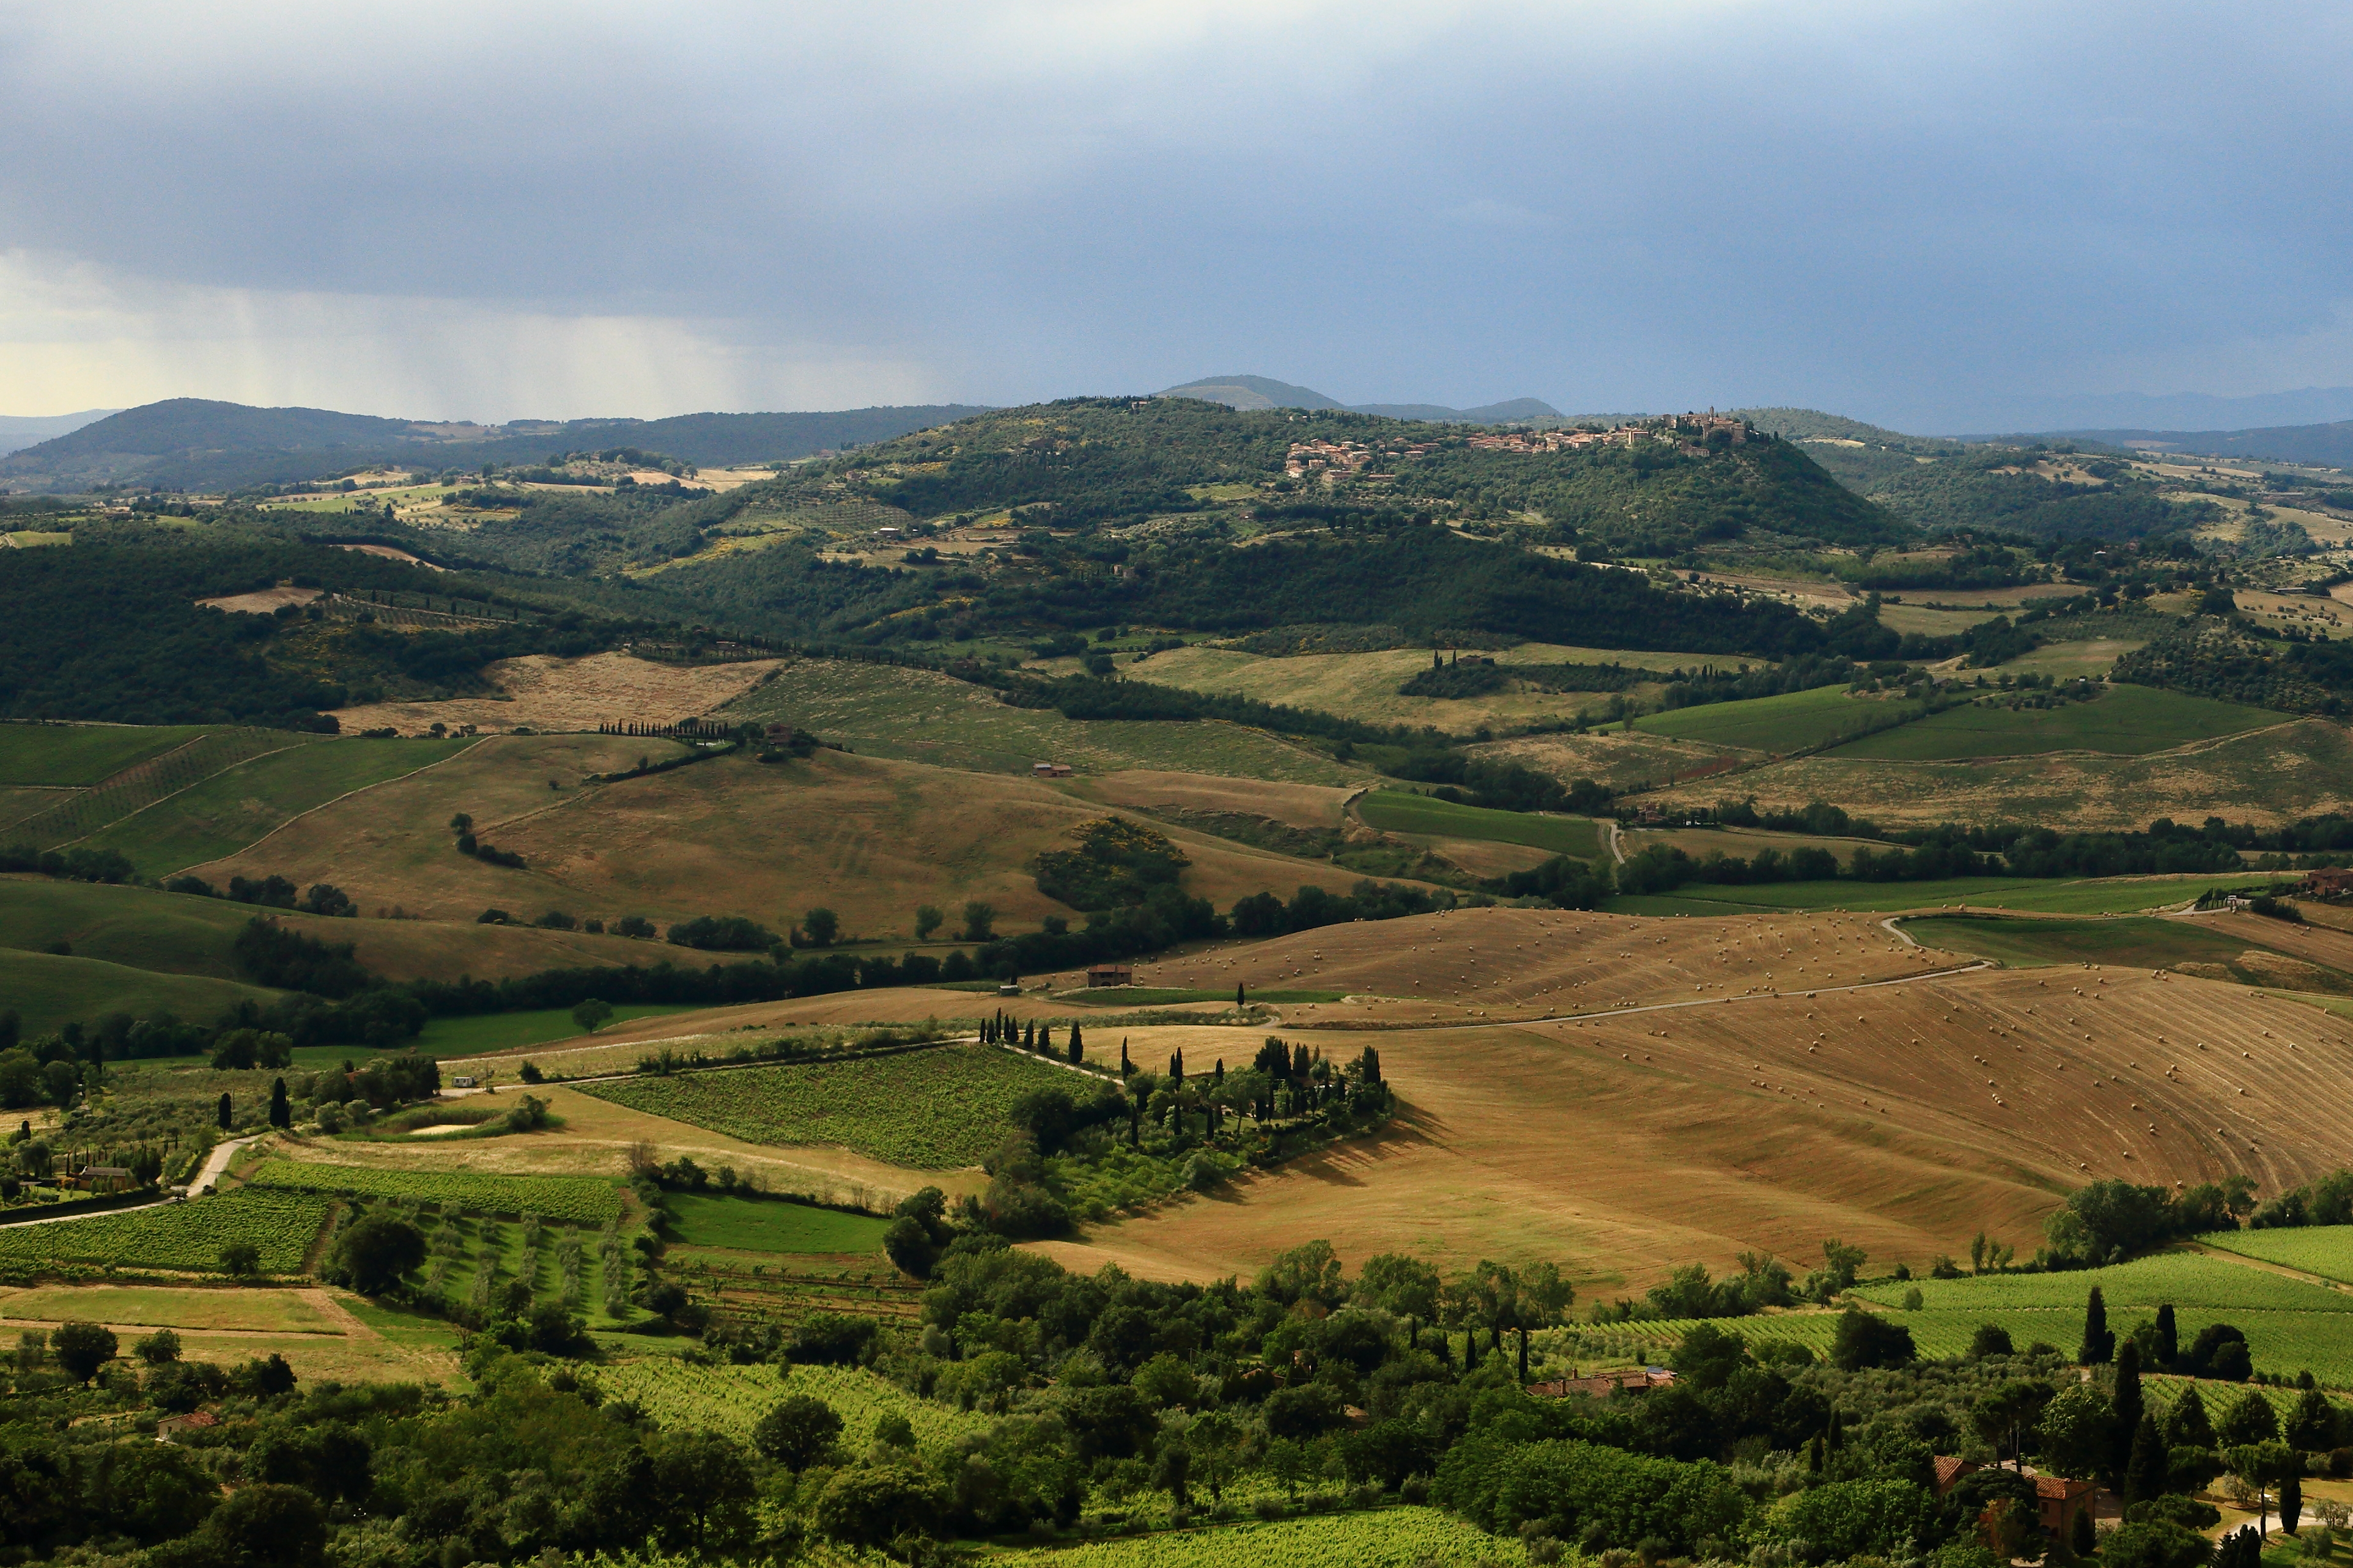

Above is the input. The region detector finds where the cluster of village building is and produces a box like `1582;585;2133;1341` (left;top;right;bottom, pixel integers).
1466;412;1754;457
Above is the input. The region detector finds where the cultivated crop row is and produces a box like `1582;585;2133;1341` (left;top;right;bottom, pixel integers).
984;1506;1530;1567
580;1046;1070;1169
589;1358;989;1450
246;1158;624;1224
0;1188;332;1275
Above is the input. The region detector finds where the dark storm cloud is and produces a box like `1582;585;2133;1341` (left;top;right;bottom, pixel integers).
1;1;2346;428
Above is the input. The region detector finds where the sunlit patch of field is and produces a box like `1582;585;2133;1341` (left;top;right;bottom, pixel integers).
331;651;783;737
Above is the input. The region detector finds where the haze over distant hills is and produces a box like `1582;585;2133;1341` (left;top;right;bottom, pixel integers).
0;398;992;492
0;409;119;457
1159;374;1566;424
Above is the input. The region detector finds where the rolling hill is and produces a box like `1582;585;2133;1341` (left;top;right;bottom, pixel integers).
1158;374;1564;422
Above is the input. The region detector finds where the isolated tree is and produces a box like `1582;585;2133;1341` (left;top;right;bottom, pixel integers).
913;905;944;941
52;1319;118;1385
268;1077;290;1129
961;900;996;942
220;1242;262;1278
571;998;616;1034
1120;1037;1132;1076
216;1092;232;1131
1067;1020;1084;1063
2080;1285;2115;1364
1509;1260;1576;1380
331;1215;425;1297
134;1330;182;1366
802;907;840;946
2155;1303;2179;1367
1236;981;1247;1007
753;1394;843;1471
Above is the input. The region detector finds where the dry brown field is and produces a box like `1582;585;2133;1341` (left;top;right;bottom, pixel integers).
1633;718;2353;830
1037;952;2353;1290
1475;729;1748;791
194;740;1354;938
330;652;781;737
1073;771;1359;831
194;585;325;614
0;1283;458;1384
332;904;2353;1295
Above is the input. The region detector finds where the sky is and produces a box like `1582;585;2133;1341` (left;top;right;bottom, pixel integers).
2;0;2349;434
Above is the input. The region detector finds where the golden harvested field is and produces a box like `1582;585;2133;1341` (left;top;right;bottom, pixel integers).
1038;950;2353;1290
2170;908;2353;982
1131;642;1705;731
718;658;1363;784
193;584;324;614
0;1283;459;1384
198;739;1353;937
273;1084;981;1212
1073;771;1358;831
330;652;781;737
1474;729;1749;791
1635;718;2353;830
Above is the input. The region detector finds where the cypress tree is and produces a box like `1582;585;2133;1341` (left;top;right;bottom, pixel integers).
1214;1058;1224;1084
1236;982;1246;1007
268;1078;289;1130
2111;1339;2144;1480
2283;1473;2303;1536
1038;1023;1053;1055
1173;1048;1184;1083
2079;1285;2114;1364
2124;1413;2167;1504
216;1092;231;1130
2155;1303;2178;1367
1067;1021;1084;1064
2165;1383;2215;1449
1120;1038;1131;1076
2071;1505;2097;1558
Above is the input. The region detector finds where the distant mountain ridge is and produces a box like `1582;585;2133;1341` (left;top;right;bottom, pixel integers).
1159;374;1562;423
2;398;995;491
0;408;120;458
2006;420;2353;468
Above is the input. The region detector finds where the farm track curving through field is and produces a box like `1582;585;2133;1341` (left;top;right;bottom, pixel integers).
0;1134;264;1231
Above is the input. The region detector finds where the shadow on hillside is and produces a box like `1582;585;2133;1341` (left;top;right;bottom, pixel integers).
1190;1106;1439;1201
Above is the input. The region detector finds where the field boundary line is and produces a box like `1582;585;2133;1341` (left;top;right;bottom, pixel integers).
196;735;485;869
2183;1240;2353;1297
43;734;298;851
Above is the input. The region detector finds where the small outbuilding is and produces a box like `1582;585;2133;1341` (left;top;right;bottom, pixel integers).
1086;963;1134;988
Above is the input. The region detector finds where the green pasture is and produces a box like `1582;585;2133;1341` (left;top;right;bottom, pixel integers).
0;945;283;1036
1902;915;2347;981
412;1004;707;1059
1596;1250;2353;1385
0;724;213;787
1357;789;1599;858
1827;685;2285;761
81;735;476;872
0;877;263;979
665;1193;891;1255
1605;872;2265;919
1632;685;1923;753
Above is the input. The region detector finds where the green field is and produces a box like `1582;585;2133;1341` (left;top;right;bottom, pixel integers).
410;1206;628;1324
592;1356;992;1451
1590;1251;2353;1385
244;1158;624;1224
0;945;284;1036
0;1188;333;1276
988;1508;1529;1567
577;1044;1077;1168
1605;872;2263;919
1827;685;2284;761
715;659;1363;785
0;723;210;787
1633;686;1924;753
1356;789;1598;858
80;735;478;873
412;1004;708;1058
665;1192;891;1254
1902;915;2348;983
2203;1227;2353;1284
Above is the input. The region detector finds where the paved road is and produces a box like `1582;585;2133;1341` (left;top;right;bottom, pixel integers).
0;1134;262;1230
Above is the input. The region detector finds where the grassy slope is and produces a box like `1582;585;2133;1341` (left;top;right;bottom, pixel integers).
1357;790;1598;858
1630;717;2353;832
79;735;478;873
0;945;284;1035
1125;641;1708;733
0;876;697;984
665;1192;891;1254
0;724;211;786
2205;1226;2353;1284
1827;685;2284;761
717;658;1363;784
1606;872;2264;918
411;1004;707;1057
191;735;1359;940
1633;685;1923;752
1902;915;2352;987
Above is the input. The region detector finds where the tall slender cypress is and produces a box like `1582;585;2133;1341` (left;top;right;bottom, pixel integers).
2155;1303;2178;1367
2110;1339;2143;1481
2079;1285;2114;1364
